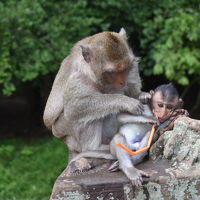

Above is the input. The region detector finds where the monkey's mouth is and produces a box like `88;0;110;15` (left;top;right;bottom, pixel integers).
157;116;170;123
154;111;171;123
158;118;165;123
114;84;127;90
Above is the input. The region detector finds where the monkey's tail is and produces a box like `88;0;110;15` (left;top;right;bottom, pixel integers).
70;150;116;163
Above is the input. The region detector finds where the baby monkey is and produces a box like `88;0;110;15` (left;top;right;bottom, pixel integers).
150;83;188;136
109;83;188;186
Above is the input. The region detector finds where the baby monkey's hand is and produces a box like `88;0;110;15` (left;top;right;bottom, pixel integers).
170;109;189;120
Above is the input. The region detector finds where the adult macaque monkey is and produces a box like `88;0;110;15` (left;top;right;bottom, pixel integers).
43;28;146;174
109;83;188;186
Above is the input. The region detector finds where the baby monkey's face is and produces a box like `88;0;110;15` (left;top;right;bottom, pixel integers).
152;91;179;123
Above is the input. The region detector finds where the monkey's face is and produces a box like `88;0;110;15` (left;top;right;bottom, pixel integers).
80;31;134;92
152;91;179;123
102;66;130;90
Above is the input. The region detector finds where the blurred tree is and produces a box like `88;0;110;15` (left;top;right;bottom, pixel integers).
0;0;105;96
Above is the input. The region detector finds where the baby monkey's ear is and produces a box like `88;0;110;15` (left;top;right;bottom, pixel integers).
178;98;184;108
149;90;154;96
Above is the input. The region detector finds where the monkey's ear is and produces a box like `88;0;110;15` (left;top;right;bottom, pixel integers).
178;98;184;108
150;90;154;96
80;45;92;63
119;28;127;40
135;57;141;63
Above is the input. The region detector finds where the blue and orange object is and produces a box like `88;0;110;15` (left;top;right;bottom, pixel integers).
115;124;156;156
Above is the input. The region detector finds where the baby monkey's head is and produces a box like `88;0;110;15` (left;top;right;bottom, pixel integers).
151;83;182;123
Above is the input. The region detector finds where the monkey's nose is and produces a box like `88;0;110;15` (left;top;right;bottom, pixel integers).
117;82;125;88
158;110;168;121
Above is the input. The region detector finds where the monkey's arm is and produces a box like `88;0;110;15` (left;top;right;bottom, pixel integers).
155;120;171;135
80;95;142;122
64;76;144;123
155;109;189;137
170;109;189;119
43;57;72;130
118;114;158;125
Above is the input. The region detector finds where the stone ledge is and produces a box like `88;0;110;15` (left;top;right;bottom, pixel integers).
50;159;200;200
50;117;200;199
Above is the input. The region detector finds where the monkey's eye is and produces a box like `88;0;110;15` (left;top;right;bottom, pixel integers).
106;70;116;74
166;105;173;110
109;71;116;74
124;67;130;73
158;103;163;108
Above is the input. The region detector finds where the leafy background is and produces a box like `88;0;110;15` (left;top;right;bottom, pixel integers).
0;138;67;200
0;0;199;199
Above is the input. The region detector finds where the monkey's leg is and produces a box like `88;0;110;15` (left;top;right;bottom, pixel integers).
67;150;115;175
66;152;115;176
110;134;148;186
108;131;152;173
68;151;78;162
52;112;69;138
64;136;92;176
66;123;108;175
109;131;151;171
69;150;115;163
131;131;151;166
98;144;110;151
66;157;92;176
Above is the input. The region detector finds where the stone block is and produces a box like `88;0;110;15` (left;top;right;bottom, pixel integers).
50;117;200;199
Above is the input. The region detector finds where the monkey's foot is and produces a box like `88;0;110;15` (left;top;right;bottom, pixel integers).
66;158;92;176
108;161;120;172
124;167;149;186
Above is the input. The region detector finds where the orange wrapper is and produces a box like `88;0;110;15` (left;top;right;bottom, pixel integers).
116;124;156;156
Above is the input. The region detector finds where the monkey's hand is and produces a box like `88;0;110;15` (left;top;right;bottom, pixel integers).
124;98;144;115
109;162;149;186
170;109;189;120
124;167;149;186
139;92;151;104
157;109;189;136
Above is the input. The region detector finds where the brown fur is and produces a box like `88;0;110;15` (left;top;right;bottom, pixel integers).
43;28;143;174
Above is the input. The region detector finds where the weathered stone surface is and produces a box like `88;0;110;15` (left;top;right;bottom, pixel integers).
150;116;200;179
50;117;200;199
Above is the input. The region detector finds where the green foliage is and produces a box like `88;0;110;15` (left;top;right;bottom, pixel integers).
0;138;67;200
141;1;200;85
0;0;108;95
0;0;200;96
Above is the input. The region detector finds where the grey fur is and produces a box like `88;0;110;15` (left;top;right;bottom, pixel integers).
43;29;143;173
